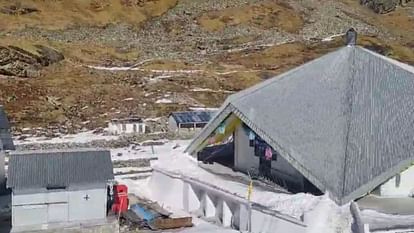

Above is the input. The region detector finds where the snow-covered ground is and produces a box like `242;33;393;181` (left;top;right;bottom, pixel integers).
110;140;185;161
14;130;119;145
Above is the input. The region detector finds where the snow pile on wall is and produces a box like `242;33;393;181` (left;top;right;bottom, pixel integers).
305;195;353;233
115;139;353;233
151;141;321;219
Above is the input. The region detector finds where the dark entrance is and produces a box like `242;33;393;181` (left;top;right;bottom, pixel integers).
197;141;234;167
259;157;272;178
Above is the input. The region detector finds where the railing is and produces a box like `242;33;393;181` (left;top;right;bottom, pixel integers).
150;167;307;233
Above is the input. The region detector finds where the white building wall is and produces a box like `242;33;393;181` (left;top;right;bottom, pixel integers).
234;124;258;172
12;186;107;227
379;165;414;197
13;203;48;226
168;116;178;132
108;122;146;135
251;210;306;233
68;188;107;222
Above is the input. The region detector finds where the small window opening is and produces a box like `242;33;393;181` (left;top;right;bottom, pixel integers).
46;185;66;190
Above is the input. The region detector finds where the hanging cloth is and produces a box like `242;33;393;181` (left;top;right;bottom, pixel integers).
248;130;255;140
265;146;273;161
217;123;226;134
248;130;255;147
208;136;216;145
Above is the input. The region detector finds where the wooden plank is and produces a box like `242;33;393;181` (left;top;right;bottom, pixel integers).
152;217;193;229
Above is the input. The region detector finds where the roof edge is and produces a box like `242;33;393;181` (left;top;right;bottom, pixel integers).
339;157;414;205
9;148;110;155
357;46;414;74
184;104;233;154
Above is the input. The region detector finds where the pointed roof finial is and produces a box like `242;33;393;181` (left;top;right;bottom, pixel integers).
345;28;357;46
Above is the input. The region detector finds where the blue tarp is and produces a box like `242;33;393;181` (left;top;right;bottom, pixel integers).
130;204;158;222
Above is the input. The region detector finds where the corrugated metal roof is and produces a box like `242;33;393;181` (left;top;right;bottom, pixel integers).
0;106;14;150
186;46;414;205
7;149;114;189
170;111;217;124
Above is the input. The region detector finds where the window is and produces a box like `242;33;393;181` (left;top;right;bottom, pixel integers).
46;185;66;190
133;124;137;133
395;174;401;188
122;124;126;131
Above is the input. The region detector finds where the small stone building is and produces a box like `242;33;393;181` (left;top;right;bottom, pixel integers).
7;149;114;231
168;111;216;135
108;117;147;135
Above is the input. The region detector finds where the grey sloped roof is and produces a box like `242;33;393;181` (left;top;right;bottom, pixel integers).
7;149;114;189
0;106;15;150
186;46;414;205
170;111;217;124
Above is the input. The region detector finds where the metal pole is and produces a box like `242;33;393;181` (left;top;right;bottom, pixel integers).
247;171;253;232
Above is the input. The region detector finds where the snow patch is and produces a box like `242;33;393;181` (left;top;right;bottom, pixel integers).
14;130;119;145
305;194;352;233
189;107;219;111
322;33;344;42
155;98;173;104
191;87;235;93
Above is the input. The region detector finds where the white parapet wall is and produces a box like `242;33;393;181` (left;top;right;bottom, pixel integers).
149;168;307;233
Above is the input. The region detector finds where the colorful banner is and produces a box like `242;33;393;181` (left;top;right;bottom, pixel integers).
195;114;241;152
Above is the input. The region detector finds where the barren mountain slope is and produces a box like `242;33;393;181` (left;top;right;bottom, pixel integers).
0;0;413;132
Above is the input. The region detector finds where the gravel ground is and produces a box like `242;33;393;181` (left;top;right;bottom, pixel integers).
6;0;382;63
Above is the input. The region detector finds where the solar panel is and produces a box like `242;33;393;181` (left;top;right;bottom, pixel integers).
171;111;217;124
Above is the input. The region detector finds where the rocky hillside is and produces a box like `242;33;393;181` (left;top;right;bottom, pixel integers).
0;0;413;132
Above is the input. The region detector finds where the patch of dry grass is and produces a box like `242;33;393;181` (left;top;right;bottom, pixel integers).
198;1;303;33
0;0;177;30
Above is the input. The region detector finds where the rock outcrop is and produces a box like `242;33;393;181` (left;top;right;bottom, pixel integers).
0;45;64;78
0;4;39;15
